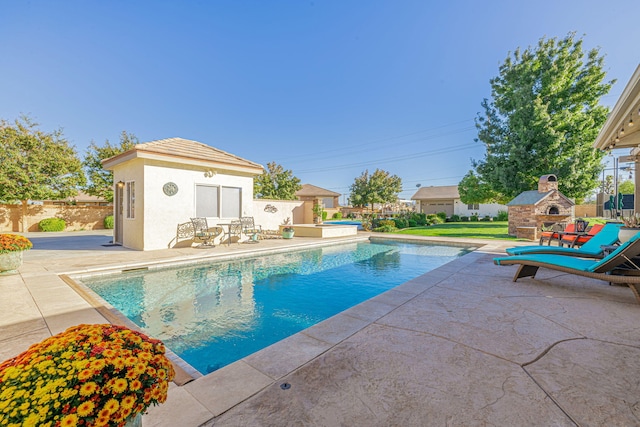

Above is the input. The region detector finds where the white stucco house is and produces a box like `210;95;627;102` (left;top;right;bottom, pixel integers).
411;185;506;218
102;137;264;250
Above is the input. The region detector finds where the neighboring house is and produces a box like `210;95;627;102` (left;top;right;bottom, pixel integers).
411;185;506;218
295;184;341;222
102;137;264;250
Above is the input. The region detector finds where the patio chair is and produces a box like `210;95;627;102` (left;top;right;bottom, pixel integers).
224;220;243;245
505;222;622;258
240;216;262;243
494;232;640;303
559;223;604;248
539;223;572;246
190;217;223;247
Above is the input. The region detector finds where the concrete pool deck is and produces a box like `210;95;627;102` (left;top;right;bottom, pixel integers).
2;230;640;426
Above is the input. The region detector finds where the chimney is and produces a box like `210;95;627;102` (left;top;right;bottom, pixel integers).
538;174;558;193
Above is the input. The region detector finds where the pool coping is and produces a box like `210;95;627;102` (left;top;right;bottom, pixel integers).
60;234;487;425
63;235;480;383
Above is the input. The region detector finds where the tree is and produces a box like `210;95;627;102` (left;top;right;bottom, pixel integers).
349;169;402;211
253;161;302;200
618;179;634;195
458;171;498;204
468;33;612;204
0;116;86;231
601;175;614;195
83;131;138;202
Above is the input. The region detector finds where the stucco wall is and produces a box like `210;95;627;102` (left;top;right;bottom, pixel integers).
0;204;112;232
252;199;304;230
113;159;259;250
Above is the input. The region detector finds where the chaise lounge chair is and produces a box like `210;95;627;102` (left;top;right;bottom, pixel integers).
505;222;622;257
494;232;640;303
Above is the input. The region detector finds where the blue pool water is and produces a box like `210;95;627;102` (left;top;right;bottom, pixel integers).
81;240;472;374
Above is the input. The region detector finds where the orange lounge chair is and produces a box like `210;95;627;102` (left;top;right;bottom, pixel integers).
540;223;575;246
559;223;604;248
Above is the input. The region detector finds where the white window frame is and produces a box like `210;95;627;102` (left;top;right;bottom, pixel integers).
126;181;135;219
221;186;242;218
195;184;219;218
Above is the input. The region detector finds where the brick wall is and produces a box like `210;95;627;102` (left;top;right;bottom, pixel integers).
0;204;113;232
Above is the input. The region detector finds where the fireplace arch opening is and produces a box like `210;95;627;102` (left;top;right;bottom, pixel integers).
547;205;560;215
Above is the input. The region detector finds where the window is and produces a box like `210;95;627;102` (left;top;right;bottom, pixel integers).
196;185;219;217
126;181;135;219
221;186;241;218
195;185;242;218
467;203;479;210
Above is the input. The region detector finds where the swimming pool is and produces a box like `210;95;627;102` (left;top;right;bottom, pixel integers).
80;239;472;374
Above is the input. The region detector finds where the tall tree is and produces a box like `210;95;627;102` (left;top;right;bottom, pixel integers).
349;169;402;211
0;116;86;231
83;131;138;202
253;161;302;200
464;33;612;204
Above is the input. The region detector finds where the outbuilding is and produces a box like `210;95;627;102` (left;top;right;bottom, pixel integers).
102;137;264;250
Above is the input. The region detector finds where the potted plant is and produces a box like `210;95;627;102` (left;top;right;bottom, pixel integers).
312;203;324;224
620;213;640;243
0;323;175;427
281;217;295;239
0;234;32;275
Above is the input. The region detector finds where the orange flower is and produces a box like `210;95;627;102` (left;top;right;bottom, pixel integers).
104;398;119;414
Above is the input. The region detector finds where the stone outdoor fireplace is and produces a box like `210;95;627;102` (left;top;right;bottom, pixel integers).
506;175;575;239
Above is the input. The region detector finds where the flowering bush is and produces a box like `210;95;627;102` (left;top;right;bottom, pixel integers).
0;234;32;254
0;324;175;427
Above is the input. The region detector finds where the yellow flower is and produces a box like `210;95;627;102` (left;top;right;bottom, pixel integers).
121;395;136;409
111;378;128;394
60;413;79;427
104;398;119;414
22;412;41;427
77;401;95;417
79;381;99;396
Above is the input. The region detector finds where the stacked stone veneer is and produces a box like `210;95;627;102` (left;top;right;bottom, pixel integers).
507;175;574;238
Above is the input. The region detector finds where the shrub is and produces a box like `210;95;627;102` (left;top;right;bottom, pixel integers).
427;214;444;224
450;214;461;222
322;211;328;221
38;218;65;232
470;214;479;222
332;212;343;220
460;216;469;222
374;220;398;233
408;219;417;228
482;215;492;221
496;210;508;221
411;213;427;226
104;215;114;229
436;212;447;222
393;218;408;229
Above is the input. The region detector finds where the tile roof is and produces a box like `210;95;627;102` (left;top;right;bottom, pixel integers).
295;184;341;197
411;185;459;200
102;137;263;173
134;137;263;169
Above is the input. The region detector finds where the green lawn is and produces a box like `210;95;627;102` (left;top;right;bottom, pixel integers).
395;221;517;240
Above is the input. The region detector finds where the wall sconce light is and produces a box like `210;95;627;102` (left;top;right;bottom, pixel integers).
204;169;217;178
116;181;125;188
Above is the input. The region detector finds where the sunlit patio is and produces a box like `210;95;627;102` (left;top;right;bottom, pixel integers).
2;230;639;426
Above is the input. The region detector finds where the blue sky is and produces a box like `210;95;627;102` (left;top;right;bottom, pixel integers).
2;1;639;202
